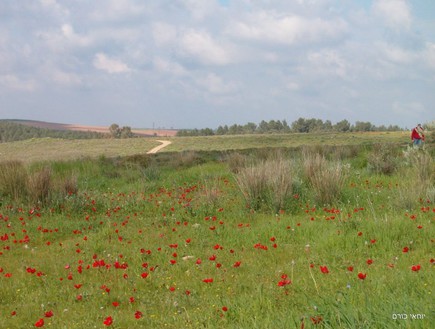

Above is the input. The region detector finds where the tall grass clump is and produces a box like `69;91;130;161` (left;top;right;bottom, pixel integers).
27;166;52;205
0;160;28;201
367;143;400;175
395;148;435;208
235;156;294;212
302;151;348;204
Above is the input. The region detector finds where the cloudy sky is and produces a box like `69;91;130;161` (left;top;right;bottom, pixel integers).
0;0;434;129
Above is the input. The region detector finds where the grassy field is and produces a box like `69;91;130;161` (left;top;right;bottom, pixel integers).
0;132;433;328
0;131;408;163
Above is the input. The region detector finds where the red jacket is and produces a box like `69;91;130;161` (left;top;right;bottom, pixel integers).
411;127;424;140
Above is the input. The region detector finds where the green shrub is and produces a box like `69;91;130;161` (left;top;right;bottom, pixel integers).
0;161;28;201
235;157;294;212
367;143;400;175
27;166;52;205
302;151;348;204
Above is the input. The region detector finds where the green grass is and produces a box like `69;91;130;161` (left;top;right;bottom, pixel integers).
0;131;408;163
0;137;433;328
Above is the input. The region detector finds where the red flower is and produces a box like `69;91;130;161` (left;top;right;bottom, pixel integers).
112;301;120;307
347;266;354;272
141;272;148;278
357;272;367;280
402;247;409;253
103;316;113;326
34;318;44;327
202;278;213;283
169;286;176;292
311;315;323;324
233;261;241;267
366;259;373;265
222;306;228;312
319;266;329;274
411;264;421;272
44;310;53;317
277;279;291;286
134;311;143;319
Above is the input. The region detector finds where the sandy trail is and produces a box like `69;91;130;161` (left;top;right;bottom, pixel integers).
146;140;172;154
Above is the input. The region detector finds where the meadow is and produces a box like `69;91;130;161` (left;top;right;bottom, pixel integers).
0;132;433;328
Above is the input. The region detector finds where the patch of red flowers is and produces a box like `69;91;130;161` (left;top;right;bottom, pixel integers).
411;264;421;272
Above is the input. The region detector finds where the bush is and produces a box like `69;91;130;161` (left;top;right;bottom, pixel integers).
0;161;28;201
367;143;400;175
28;166;52;205
235;157;294;212
302;151;348;204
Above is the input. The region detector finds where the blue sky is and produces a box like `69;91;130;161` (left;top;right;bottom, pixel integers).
0;0;434;129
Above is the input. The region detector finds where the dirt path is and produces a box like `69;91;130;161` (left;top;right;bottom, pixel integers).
146;140;172;154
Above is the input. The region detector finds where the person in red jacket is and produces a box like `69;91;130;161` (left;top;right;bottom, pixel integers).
411;124;425;147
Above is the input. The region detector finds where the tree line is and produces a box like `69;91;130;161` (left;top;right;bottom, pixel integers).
0;120;107;143
176;118;402;136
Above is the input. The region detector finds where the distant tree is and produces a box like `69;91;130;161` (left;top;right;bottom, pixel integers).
334;119;351;132
243;122;257;134
216;125;228;135
120;126;134;138
354;121;373;132
109;124;121;138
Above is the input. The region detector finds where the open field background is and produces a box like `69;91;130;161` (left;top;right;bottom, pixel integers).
0;131;408;164
0;130;433;328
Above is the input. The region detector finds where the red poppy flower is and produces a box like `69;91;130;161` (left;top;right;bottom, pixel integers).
366;259;373;265
347;266;354;272
202;278;213;283
320;266;329;274
402;247;409;253
222;306;228;312
103;316;113;326
34;318;44;327
411;265;421;272
357;272;367;280
44;310;53;317
134;311;143;319
277;279;291;286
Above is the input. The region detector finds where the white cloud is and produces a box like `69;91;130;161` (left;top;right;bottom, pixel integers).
153;58;187;76
93;53;131;74
306;49;348;78
90;0;147;21
0;75;37;92
200;73;238;95
50;69;82;86
377;42;417;64
179;29;234;65
152;22;178;47
181;0;219;20
228;11;347;45
372;0;412;30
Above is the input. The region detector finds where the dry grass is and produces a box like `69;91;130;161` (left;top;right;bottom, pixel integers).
302;151;348;205
0;131;407;164
27;166;52;205
0;161;28;201
235;157;294;212
0;138;159;163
